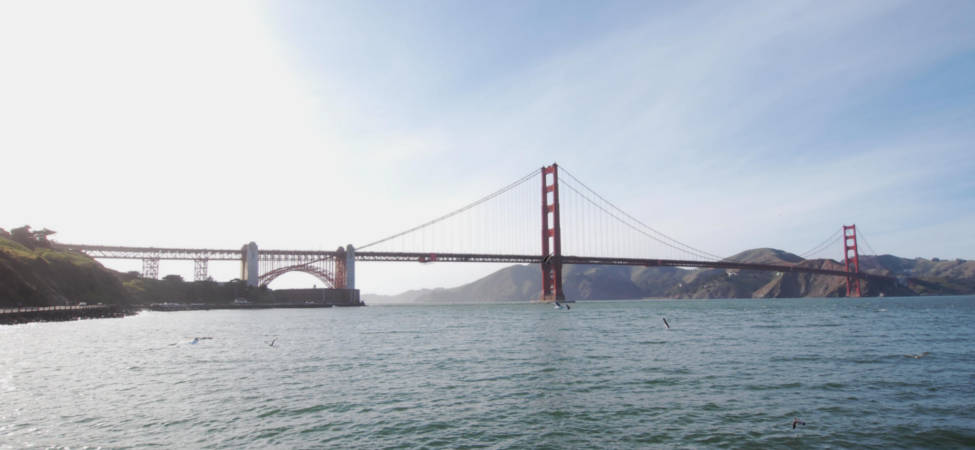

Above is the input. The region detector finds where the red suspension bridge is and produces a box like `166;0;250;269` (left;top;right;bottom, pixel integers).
59;164;894;299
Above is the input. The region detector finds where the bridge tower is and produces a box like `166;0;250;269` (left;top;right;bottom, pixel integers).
346;244;356;290
335;247;348;289
333;245;356;289
843;225;861;297
540;163;565;302
241;242;259;287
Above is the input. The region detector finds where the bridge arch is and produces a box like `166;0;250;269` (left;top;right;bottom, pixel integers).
258;266;337;288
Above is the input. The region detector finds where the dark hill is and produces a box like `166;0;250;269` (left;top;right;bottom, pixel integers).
723;248;803;265
0;235;132;307
417;264;539;303
364;250;975;303
1;228;276;307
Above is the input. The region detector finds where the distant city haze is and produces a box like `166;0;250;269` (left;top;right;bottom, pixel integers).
2;1;974;294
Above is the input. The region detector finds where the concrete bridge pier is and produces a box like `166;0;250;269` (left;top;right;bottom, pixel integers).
345;244;355;289
242;242;259;287
334;245;356;289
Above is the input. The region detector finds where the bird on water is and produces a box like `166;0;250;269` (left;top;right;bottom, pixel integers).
792;417;806;429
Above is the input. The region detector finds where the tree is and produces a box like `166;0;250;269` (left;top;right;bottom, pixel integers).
10;226;34;248
33;228;56;248
162;274;184;283
118;271;141;281
9;225;56;249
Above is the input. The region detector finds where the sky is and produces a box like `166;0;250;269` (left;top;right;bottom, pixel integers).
1;0;974;294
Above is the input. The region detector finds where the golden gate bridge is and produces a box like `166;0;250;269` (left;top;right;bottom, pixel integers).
58;164;896;299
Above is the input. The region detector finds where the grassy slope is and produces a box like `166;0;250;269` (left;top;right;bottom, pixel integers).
0;236;132;307
0;236;276;307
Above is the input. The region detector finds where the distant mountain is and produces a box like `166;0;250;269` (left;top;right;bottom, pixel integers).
367;265;541;304
363;288;437;304
362;249;975;303
723;248;805;265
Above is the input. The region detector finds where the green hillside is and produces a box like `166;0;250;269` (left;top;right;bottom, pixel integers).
0;228;132;307
0;226;274;307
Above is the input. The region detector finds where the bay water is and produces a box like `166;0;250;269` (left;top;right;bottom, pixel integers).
2;297;974;448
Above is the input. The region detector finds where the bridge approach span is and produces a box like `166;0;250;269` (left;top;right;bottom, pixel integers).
56;243;346;287
57;244;338;260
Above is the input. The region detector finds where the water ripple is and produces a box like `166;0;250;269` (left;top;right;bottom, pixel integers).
1;297;974;447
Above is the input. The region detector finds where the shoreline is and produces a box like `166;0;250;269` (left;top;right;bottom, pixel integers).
0;301;365;325
0;305;138;325
144;302;357;311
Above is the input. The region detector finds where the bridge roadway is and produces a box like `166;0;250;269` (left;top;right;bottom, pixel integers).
358;252;894;281
57;244;893;282
57;244;328;261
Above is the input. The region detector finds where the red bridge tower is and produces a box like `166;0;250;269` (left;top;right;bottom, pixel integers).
540;164;565;302
843;224;861;297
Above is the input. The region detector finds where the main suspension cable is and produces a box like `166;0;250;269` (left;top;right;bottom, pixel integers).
559;166;725;261
857;227;878;256
800;228;843;259
357;168;539;250
559;177;718;261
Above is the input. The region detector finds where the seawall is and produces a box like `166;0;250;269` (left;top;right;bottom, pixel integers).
272;288;362;306
0;305;136;325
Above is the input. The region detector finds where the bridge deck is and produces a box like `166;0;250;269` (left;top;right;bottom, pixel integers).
57;245;891;281
56;244;337;260
355;252;893;281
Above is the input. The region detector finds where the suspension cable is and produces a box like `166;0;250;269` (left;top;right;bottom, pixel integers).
857;227;878;256
559;178;718;261
799;228;843;259
358;168;540;250
559;166;725;261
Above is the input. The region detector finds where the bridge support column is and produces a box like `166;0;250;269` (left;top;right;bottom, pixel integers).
335;247;347;289
843;225;861;297
141;257;159;279
194;258;209;281
540;163;565;302
241;242;259;287
346;244;356;290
